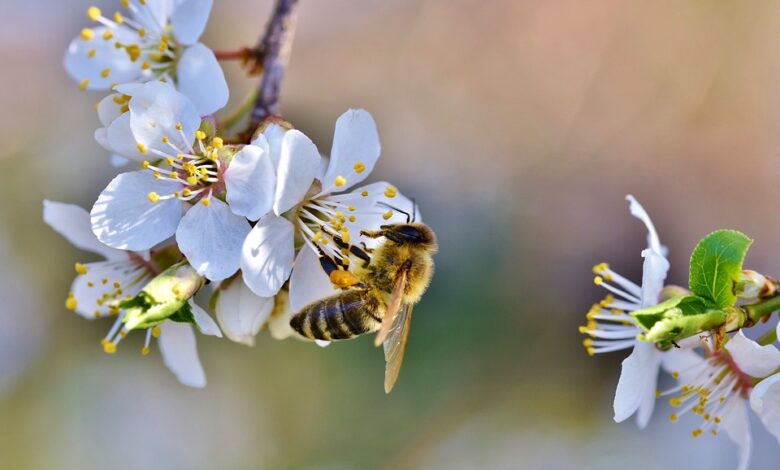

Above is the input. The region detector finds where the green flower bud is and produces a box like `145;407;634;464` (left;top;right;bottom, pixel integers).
631;295;727;349
120;262;205;330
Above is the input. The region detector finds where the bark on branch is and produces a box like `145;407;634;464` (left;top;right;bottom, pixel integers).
250;0;300;129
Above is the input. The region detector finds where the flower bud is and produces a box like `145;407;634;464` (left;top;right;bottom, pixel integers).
121;262;205;330
735;270;778;300
632;295;729;349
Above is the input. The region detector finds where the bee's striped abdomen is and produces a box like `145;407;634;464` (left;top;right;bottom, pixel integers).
290;289;383;341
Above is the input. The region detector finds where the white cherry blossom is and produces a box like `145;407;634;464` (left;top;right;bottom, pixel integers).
64;0;228;115
580;195;670;428
44;200;220;387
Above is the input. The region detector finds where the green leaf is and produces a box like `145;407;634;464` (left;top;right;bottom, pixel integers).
169;302;196;325
689;230;752;308
631;295;708;331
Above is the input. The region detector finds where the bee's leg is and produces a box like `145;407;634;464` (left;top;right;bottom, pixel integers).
314;244;339;277
328;229;373;267
313;244;365;289
359;242;374;254
360;229;387;239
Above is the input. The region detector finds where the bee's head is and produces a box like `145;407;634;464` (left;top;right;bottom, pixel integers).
380;223;437;249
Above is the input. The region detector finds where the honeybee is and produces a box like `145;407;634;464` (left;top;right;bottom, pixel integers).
290;206;437;393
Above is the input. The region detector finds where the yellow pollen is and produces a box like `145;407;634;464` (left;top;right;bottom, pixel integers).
691;429;703;438
669;414;678;423
80;28;95;41
147;192;160;203
593;276;603;285
87;6;102;21
166;157;175;166
714;416;721;424
182;188;192;197
383;210;393;220
341;230;350;244
195;130;206;141
138;27;146;38
141;60;151;70
141;346;150;356
152;327;161;338
671;371;680;379
604;273;613;281
201;198;211;206
121;0;129;8
79;79;90;91
87;282;94;287
103;341;117;354
592;262;609;274
334;176;347;187
75;262;88;275
100;68;111;78
101;278;108;285
87;48;97;58
102;30;114;41
349;215;356;223
113;11;124;24
186;176;198;185
126;44;141;62
162;136;170;144
137;143;148;154
175;122;183;131
669;398;682;407
354;161;366;174
141;160;150;169
384;185;397;198
113;282;121;289
65;293;78;311
212;137;224;148
655;390;662;398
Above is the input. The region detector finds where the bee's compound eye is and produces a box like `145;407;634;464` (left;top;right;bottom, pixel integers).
397;225;424;242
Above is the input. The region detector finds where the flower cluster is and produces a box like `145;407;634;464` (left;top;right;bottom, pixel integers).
47;1;414;387
581;196;780;469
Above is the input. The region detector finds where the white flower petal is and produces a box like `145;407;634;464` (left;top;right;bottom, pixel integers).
268;299;295;340
274;130;321;215
330;181;415;249
289;245;339;314
189;300;221;337
225;138;275;221
70;260;147;319
130;0;175;32
751;373;780;443
321;109;381;193
158;321;206;388
177;43;228;116
613;341;661;426
720;400;752;470
110;154;130;168
626;195;665;256
215;275;274;346
97;93;126;127
91;171;184;250
241;214;295;297
171;0;212;45
639;249;669;308
176;198;251;281
726;331;780;378
128;81;201;154
63;27;140;90
256;123;287;170
105;113;149;161
43;200;124;260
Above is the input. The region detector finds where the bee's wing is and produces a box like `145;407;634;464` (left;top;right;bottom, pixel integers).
383;303;414;393
374;268;407;347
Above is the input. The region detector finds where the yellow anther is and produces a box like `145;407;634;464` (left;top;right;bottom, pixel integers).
201;198;211;206
140;160;150;169
593;276;603;286
141;346;150;356
354;161;366;174
349;215;356;223
152;327;161;338
604;273;613;282
691;429;703;438
86;48;97;58
65;293;78;311
334;176;347;187
714;416;721;424
175;122;183;131
121;0;129;7
87;282;94;288
186;176;198;185
671;371;680;379
655;390;662;398
141;60;151;70
75;262;88;275
139;0;146;4
669;414;678;423
384;185;397;198
182;188;192;197
382;210;393;220
166;157;175;166
592;262;609;274
341;230;350;244
103;341;117;354
147;192;160;203
669;398;682;407
102;30;114;41
361;190;369;197
137;143;148;154
113;11;124;24
101;278;108;285
125;44;141;62
161;136;170;144
80;28;95;41
79;79;90;91
87;6;102;21
138;27;146;38
212;137;224;148
195;130;206;141
100;68;111;78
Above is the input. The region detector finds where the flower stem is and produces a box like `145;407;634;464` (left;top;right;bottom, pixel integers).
744;294;780;323
214;48;249;61
220;89;259;133
250;0;300;130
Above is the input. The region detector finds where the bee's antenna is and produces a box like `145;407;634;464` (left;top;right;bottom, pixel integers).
376;201;411;223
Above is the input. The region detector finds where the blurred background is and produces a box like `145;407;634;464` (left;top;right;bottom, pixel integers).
1;0;779;468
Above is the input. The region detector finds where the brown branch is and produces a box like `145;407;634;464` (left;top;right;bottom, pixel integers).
250;0;300;130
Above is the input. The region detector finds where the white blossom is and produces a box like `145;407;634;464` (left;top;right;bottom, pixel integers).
64;0;227;115
44;200;220;387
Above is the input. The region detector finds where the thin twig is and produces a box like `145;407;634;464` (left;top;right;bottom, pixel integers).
250;0;300;130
